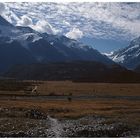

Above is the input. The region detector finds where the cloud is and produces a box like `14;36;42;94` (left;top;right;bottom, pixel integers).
17;15;33;26
32;20;59;34
4;2;140;40
0;3;5;14
0;3;19;25
63;20;71;26
65;28;83;40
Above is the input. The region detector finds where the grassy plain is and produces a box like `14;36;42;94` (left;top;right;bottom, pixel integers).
36;81;140;96
0;81;139;125
0;81;140;96
0;99;140;125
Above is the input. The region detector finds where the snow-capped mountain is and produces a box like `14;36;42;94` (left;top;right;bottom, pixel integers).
0;15;114;72
109;37;140;69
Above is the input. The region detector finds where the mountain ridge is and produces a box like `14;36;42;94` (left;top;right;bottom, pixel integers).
0;15;114;72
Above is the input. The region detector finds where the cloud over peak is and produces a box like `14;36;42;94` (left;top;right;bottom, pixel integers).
17;15;33;26
65;28;83;40
32;20;59;35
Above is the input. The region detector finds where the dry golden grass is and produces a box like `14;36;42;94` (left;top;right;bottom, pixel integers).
0;81;140;96
0;99;139;125
36;81;140;96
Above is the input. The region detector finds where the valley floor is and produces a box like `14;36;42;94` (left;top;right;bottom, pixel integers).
0;81;140;137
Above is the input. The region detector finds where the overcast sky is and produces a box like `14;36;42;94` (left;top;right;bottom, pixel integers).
0;2;140;52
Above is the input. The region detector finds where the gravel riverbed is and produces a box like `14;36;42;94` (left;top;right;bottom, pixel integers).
0;108;139;137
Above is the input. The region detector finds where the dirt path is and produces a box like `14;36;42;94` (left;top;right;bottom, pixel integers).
47;115;64;137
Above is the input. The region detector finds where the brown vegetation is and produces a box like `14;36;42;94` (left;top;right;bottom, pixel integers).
0;99;139;125
0;81;139;126
36;81;140;96
0;80;140;96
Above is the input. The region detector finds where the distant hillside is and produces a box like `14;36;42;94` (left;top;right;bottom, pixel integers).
135;65;140;73
4;61;140;83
